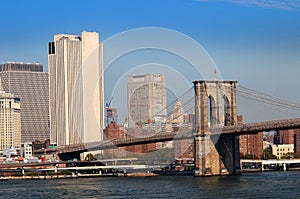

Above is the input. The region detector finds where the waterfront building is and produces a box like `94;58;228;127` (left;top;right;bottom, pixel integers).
272;144;294;159
294;129;300;153
273;129;300;154
103;122;126;157
48;31;104;146
0;90;21;151
273;131;281;145
239;132;264;159
273;129;294;145
21;142;33;159
127;73;166;128
238;115;264;159
32;139;50;150
277;129;294;144
3;146;18;158
125;127;157;154
0;62;49;143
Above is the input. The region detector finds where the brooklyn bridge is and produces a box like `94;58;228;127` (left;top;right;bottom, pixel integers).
34;80;300;176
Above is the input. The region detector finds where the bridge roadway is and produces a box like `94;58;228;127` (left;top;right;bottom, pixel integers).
34;117;300;155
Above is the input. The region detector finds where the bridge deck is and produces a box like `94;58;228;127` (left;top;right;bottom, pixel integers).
33;118;300;154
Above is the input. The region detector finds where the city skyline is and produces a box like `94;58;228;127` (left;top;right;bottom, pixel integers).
1;2;300;196
0;0;299;123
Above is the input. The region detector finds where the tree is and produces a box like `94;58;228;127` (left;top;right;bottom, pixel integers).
242;154;255;159
294;152;300;158
261;148;277;160
85;153;97;161
282;152;295;159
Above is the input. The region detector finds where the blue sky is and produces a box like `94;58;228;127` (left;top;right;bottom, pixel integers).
0;0;300;122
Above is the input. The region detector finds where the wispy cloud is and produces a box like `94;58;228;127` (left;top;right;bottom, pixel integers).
198;0;300;11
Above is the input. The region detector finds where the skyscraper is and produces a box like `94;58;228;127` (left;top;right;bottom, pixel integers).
171;101;184;125
127;73;166;127
0;62;49;143
48;31;104;146
0;90;21;151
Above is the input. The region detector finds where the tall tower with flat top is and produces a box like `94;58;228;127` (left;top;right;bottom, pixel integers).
48;31;104;146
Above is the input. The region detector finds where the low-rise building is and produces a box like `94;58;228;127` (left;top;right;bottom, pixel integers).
21;142;33;159
272;144;294;159
103;122;127;157
3;146;18;158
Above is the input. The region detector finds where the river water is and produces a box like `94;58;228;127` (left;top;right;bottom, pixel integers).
1;171;300;198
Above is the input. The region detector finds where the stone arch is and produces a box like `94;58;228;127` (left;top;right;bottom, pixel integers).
223;95;231;126
193;80;237;134
207;95;217;127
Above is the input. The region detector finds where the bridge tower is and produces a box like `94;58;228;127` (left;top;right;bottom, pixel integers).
193;80;240;176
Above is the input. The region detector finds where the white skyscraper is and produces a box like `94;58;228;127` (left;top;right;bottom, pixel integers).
48;31;104;146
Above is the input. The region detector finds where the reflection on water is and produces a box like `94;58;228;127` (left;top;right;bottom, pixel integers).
1;172;300;198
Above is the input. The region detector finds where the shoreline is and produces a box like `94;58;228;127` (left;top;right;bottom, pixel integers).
0;172;158;181
2;168;300;181
0;175;78;181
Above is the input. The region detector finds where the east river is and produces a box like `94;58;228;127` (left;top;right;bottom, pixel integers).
1;171;300;198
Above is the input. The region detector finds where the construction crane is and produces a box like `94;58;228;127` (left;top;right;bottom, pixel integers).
105;97;116;126
106;96;113;109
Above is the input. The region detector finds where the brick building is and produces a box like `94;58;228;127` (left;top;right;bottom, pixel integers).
125;127;156;154
238;115;264;159
294;129;300;153
278;129;294;144
274;129;299;154
174;139;194;160
103;123;126;158
240;132;264;159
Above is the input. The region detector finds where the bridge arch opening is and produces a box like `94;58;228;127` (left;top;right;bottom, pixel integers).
207;95;217;127
223;95;231;126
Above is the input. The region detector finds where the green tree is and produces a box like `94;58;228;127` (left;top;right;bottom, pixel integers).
294;152;300;158
261;148;277;160
282;152;295;159
85;153;97;161
242;154;255;159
